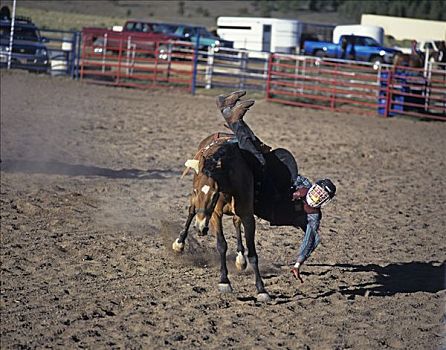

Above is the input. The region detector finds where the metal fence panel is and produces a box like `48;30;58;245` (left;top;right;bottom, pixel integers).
79;29;194;91
266;53;446;121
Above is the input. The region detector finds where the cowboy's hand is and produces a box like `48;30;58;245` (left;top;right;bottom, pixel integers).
292;188;304;201
290;263;304;283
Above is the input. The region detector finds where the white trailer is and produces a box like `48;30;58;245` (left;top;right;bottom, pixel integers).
333;25;384;45
216;17;299;55
361;14;446;42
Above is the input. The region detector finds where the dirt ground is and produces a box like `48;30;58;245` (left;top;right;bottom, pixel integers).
1;70;445;349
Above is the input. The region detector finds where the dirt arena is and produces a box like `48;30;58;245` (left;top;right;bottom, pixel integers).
1;70;445;349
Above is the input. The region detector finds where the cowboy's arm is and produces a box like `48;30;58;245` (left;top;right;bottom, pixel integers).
291;214;321;282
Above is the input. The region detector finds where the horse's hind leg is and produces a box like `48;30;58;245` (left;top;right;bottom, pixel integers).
233;215;247;271
212;214;233;293
241;214;271;302
172;204;195;253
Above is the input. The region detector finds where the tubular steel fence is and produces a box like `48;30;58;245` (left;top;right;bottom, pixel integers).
75;29;446;121
40;29;80;77
194;47;270;92
266;54;446;121
79;29;194;91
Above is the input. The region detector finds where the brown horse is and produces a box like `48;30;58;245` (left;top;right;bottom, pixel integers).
172;133;270;302
393;52;424;68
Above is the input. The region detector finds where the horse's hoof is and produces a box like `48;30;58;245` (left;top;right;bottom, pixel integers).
172;239;184;253
218;283;233;293
235;252;247;271
257;293;271;302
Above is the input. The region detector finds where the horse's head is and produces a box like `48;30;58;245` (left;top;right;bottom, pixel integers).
192;173;220;236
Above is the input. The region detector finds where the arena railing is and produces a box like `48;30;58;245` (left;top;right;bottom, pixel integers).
1;28;79;76
266;53;446;121
79;29;194;91
77;29;445;121
193;46;271;92
40;29;80;77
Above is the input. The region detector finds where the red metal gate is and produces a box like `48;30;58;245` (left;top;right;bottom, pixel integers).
266;54;446;121
80;29;194;91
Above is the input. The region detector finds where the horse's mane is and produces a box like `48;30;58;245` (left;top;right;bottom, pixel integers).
202;141;237;188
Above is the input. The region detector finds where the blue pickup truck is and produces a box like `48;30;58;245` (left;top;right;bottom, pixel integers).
303;35;401;64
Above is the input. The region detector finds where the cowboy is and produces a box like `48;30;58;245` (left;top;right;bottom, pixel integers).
216;91;336;283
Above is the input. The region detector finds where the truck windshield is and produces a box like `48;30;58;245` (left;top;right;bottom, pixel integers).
361;37;379;47
124;22;153;33
0;25;39;41
153;23;177;34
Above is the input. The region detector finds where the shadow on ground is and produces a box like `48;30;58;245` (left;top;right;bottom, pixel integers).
1;159;179;179
308;261;445;298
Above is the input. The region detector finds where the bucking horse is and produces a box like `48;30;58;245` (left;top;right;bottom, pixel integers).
172;131;271;302
172;109;299;302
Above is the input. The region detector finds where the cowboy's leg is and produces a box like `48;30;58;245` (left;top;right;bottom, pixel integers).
229;120;266;166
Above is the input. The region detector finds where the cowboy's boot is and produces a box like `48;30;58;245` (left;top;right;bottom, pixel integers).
222;99;255;125
216;90;247;112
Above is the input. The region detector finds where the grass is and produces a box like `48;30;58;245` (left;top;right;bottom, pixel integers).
14;8;123;31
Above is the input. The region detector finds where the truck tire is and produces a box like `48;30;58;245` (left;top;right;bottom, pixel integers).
314;49;325;58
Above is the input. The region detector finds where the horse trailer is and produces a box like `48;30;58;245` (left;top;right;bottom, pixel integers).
333;25;384;45
216;17;299;56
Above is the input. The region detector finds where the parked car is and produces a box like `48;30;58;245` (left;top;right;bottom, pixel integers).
83;20;183;59
0;16;50;72
303;35;401;64
121;20;233;52
168;23;233;51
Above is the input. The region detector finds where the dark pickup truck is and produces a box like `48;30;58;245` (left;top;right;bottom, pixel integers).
82;20;183;59
303;35;401;64
0;16;50;72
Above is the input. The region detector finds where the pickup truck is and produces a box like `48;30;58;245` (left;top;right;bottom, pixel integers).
166;23;233;51
303;35;401;64
82;20;183;59
0;16;50;72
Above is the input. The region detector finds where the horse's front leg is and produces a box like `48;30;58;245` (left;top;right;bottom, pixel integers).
233;215;247;271
172;204;195;253
211;213;233;293
241;214;270;302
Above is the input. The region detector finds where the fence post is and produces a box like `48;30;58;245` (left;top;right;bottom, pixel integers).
330;64;336;110
384;69;393;117
80;32;86;79
69;32;77;78
102;33;108;73
191;33;200;95
266;53;273;99
76;31;82;79
205;46;214;89
239;51;247;90
166;42;173;83
117;36;123;84
154;41;160;85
